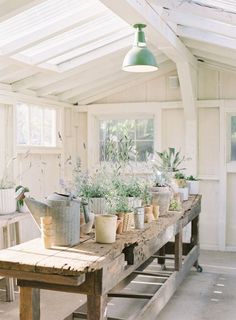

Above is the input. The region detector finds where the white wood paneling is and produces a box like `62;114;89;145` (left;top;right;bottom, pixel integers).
227;173;236;247
198;108;220;177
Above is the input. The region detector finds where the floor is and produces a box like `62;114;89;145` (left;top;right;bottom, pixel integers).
0;250;236;320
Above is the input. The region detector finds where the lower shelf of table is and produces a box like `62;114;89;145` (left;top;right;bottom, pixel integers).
73;245;199;320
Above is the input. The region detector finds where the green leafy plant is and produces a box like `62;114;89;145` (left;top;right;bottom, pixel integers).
187;175;198;181
155;147;186;173
169;199;182;211
174;172;186;180
15;185;29;206
141;183;152;206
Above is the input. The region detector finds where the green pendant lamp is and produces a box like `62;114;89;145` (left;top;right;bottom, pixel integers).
122;24;158;72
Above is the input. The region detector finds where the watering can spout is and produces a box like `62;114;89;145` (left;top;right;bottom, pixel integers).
24;197;48;228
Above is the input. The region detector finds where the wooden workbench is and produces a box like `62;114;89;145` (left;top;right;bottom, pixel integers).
0;195;201;320
0;211;30;301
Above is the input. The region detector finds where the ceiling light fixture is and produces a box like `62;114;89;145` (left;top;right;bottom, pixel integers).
122;23;158;73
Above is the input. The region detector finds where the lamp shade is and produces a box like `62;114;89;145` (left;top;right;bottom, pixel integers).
122;24;158;72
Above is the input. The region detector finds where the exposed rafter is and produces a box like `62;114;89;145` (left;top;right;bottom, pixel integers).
161;8;236;40
149;0;236;25
177;25;236;51
100;0;197;67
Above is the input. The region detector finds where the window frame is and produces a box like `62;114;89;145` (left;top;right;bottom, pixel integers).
87;103;161;173
15;102;63;154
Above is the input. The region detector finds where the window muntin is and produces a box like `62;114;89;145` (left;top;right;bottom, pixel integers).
16;103;56;147
99;118;154;163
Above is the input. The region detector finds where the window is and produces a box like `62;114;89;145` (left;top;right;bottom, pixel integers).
231;115;236;161
99;118;154;162
16;103;57;147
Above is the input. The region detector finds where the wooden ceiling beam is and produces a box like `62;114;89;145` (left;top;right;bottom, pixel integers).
100;0;196;68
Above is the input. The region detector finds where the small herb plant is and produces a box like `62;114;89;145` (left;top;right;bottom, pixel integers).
141;184;152;207
169;198;182;211
187;175;198;181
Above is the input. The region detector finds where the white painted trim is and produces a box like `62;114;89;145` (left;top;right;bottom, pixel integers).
0;88;73;108
227;162;236;173
198;175;219;181
87;102;161;171
219;100;227;251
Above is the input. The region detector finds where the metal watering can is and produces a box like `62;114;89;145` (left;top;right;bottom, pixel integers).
24;192;81;246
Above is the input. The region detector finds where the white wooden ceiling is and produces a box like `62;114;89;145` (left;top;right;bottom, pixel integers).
0;0;236;105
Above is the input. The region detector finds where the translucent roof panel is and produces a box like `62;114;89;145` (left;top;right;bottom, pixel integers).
0;0;133;71
0;0;106;46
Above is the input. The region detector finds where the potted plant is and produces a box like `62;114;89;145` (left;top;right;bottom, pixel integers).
73;161;109;214
174;172;188;201
111;195;134;232
15;185;29;213
186;175;200;195
141;183;154;223
150;170;171;216
0;158;17;214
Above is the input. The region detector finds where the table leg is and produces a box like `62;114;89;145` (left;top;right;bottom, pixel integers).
175;225;183;271
19;287;40;320
157;245;166;270
87;294;108;320
3;225;15;302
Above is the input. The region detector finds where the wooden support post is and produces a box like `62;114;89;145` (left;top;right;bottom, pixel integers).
3;225;15;302
19;287;40;320
191;216;200;269
175;225;183;271
157;245;166;270
87;294;107;320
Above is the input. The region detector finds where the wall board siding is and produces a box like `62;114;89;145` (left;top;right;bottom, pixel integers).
198;108;220;177
227;174;236;248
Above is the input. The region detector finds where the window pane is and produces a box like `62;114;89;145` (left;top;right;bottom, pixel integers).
16;103;29;145
44;109;56;146
99;118;154;163
136;119;154;140
136;141;154;161
16;103;57;147
30;106;42;145
231;116;236;160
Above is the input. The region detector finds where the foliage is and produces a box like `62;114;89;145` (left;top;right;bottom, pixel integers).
174;172;186;180
186;175;198;181
155;147;186;173
141;183;152;206
152;169;170;187
15;185;29;206
169;199;182;211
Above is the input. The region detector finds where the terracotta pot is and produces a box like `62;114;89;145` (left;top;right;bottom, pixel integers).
144;205;154;223
116;217;123;234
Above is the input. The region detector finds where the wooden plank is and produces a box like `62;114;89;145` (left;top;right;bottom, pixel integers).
87;294;108;320
108;292;153;299
1;268;85;286
19;287;40;320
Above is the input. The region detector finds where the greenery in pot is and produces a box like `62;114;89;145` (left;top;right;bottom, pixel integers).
174;172;187;188
186;175;198;181
169;198;182;211
141;183;152;207
155;147;186;173
15;185;29;211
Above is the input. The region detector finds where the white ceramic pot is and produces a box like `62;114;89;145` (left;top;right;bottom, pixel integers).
95;214;117;243
0;188;16;214
179;187;189;201
187;181;199;195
